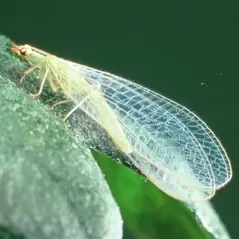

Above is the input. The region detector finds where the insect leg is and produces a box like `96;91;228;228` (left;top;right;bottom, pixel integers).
29;68;49;98
62;84;101;122
19;65;38;84
51;99;72;110
62;96;90;122
48;78;59;92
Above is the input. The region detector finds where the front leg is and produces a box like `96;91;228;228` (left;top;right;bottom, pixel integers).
19;65;38;85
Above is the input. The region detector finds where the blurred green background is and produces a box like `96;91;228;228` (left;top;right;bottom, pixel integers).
0;0;238;238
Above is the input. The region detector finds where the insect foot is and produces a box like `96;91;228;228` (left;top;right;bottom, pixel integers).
29;93;40;99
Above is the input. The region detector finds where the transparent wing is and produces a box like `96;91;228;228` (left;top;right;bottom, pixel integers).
64;61;232;201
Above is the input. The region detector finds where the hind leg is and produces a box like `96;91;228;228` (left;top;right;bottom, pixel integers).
62;84;100;122
51;99;72;110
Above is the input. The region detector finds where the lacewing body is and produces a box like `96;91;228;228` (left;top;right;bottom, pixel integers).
11;43;232;202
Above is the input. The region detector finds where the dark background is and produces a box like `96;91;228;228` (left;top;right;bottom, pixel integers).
0;0;238;238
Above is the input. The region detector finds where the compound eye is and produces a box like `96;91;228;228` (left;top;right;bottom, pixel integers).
20;47;29;56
